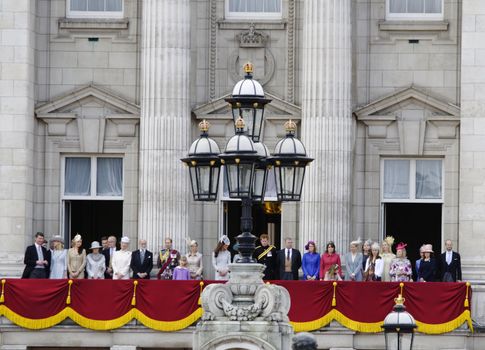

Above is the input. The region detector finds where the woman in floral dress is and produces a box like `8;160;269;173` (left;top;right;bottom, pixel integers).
389;242;413;282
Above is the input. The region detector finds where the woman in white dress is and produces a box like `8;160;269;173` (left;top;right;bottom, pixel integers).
186;240;203;280
212;235;231;280
67;234;87;279
86;241;106;279
50;235;67;279
112;236;132;280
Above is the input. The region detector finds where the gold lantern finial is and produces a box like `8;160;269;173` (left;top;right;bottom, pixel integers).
243;62;254;75
394;294;405;306
284;119;297;134
235;116;246;130
199;119;210;133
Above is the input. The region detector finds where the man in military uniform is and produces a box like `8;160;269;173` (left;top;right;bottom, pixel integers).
253;234;277;280
157;237;180;280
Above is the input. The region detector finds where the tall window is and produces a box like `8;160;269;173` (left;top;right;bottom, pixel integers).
226;0;282;20
63;156;123;199
382;159;443;202
67;0;123;18
387;0;443;20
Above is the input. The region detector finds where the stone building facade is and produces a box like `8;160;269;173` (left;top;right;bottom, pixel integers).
1;0;485;348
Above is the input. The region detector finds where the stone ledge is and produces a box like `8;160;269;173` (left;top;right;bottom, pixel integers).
378;20;449;32
218;20;286;30
58;17;129;31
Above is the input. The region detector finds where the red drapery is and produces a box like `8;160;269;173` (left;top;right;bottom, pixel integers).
0;279;472;334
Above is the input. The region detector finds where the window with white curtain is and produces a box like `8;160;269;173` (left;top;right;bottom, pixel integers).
226;0;282;19
63;156;123;199
67;0;123;18
382;159;443;202
387;0;443;20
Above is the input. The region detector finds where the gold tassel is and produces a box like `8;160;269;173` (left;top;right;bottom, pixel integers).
0;279;6;303
332;282;337;307
198;281;204;306
131;280;138;306
464;282;470;308
66;279;73;305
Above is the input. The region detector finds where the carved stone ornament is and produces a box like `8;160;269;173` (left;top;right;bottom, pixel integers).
200;263;290;322
237;24;268;48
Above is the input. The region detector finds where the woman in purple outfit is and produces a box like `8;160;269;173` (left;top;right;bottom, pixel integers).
172;256;191;280
389;242;413;282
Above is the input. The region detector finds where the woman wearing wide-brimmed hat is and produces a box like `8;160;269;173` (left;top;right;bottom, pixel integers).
49;235;67;279
389;242;413;282
418;244;437;282
86;241;106;279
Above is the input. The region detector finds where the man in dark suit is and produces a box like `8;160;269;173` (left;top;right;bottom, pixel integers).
131;239;153;279
276;237;301;280
439;239;462;282
253;234;277;280
102;235;118;279
22;232;51;279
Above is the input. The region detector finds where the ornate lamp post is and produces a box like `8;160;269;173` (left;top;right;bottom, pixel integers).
182;62;312;262
382;294;417;350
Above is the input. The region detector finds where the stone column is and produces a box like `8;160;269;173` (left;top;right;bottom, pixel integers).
299;0;353;253
138;0;191;254
0;0;36;276
460;0;485;284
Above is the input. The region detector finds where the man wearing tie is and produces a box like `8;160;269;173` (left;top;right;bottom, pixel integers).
102;235;118;279
439;239;462;282
130;239;153;279
277;237;302;280
22;232;51;279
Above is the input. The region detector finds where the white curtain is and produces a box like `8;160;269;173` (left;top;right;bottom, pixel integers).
390;0;406;13
425;0;441;13
106;0;122;11
71;0;87;11
383;160;410;199
408;0;424;13
97;158;123;196
229;0;280;12
416;160;442;199
88;0;104;11
65;158;91;196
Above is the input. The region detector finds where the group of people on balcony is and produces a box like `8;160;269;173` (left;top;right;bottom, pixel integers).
22;232;461;282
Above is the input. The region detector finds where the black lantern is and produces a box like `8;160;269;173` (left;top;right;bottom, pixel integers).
382;294;417;350
225;62;271;142
269;120;313;201
251;142;270;202
181;120;221;201
219;117;260;199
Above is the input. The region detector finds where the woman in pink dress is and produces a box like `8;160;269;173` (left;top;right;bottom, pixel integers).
319;241;342;281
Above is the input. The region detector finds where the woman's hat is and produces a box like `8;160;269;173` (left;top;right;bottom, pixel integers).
219;235;230;245
190;240;198;246
422;244;434;253
51;235;64;244
419;244;425;253
396;242;407;251
89;241;102;250
350;237;362;246
305;241;316;250
384;236;395;246
73;234;82;243
121;236;130;244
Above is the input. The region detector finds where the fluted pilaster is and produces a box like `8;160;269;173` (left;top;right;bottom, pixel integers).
139;0;191;253
299;0;353;253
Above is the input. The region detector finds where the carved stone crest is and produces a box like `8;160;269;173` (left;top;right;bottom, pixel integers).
237;24;268;48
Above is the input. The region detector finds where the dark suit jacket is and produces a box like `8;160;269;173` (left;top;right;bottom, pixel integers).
276;248;302;280
102;247;118;279
22;245;51;278
438;251;462;281
130;249;153;279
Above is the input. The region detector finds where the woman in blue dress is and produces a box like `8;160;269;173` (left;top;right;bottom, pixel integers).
302;241;320;280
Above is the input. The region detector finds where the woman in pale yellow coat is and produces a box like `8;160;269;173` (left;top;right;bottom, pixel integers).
380;236;396;282
67;234;87;279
